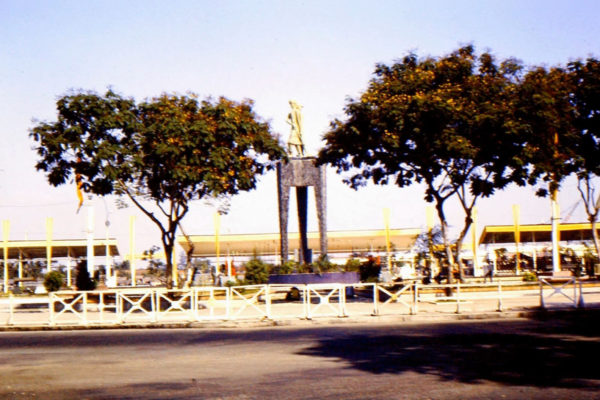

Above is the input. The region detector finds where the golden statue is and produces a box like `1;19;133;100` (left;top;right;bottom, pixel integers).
286;100;305;157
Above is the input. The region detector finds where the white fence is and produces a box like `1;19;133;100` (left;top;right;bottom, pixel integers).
0;280;596;327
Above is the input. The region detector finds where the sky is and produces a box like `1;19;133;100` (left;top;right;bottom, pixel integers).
1;0;600;262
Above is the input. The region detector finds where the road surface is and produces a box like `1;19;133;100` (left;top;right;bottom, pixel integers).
1;311;599;399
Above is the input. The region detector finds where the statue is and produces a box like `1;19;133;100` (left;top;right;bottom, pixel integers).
286;100;305;157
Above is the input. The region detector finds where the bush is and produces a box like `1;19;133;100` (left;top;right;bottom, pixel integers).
75;260;97;291
297;263;313;273
522;271;537;282
43;271;64;292
344;258;362;273
244;256;270;285
312;255;339;273
278;260;296;275
359;256;381;282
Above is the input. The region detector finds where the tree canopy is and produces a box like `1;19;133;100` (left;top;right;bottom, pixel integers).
31;90;286;287
568;58;600;260
318;46;526;281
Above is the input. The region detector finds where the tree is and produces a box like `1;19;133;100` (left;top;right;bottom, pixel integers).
318;46;525;282
75;260;97;291
414;225;448;267
243;255;271;285
569;58;600;262
43;271;64;292
515;65;579;273
31;90;286;288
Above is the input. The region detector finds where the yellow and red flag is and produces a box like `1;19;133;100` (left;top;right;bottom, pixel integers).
76;173;84;213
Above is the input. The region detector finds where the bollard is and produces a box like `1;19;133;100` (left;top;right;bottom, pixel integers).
578;279;585;308
411;282;418;315
265;285;272;319
456;283;461;314
8;292;13;325
373;283;380;316
497;281;503;312
539;281;545;309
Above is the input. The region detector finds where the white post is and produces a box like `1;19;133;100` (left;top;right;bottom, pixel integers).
86;204;95;277
226;251;232;279
551;193;561;274
129;215;136;287
67;248;72;287
18;250;23;288
46;217;53;272
513;204;521;275
214;213;221;283
471;207;480;276
2;220;9;294
105;219;112;285
383;208;392;271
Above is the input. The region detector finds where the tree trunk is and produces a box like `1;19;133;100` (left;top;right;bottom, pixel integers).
453;212;473;283
162;235;176;289
435;201;455;285
590;217;600;266
178;224;196;288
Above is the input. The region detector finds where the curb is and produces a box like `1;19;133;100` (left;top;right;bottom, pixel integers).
2;307;597;332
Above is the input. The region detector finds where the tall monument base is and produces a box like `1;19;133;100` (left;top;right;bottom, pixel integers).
277;157;327;264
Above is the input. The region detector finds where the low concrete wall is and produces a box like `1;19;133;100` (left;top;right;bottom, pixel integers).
268;272;359;285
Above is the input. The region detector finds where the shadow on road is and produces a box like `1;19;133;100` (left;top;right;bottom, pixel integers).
298;310;600;389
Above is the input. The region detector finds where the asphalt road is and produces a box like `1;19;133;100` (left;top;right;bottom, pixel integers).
1;311;599;400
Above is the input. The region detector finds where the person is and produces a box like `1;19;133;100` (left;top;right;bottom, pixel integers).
484;262;494;283
286;100;305;157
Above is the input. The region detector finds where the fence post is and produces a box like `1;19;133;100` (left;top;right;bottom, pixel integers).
8;292;13;325
456;282;461;314
49;293;55;326
98;292;104;323
539;281;545;309
265;285;272;319
497;281;503;312
82;292;88;326
578;279;585;309
301;285;308;319
341;284;348;317
413;282;419;314
373;283;380;316
306;285;312;320
225;287;231;320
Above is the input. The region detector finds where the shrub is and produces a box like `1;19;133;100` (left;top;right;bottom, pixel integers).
312;255;339;273
75;260;97;291
278;260;296;275
297;263;313;273
244;256;270;285
43;271;64;292
344;258;362;272
522;271;537;282
359;257;381;282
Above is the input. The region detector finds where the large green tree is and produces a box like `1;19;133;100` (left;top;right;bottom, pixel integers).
514;65;579;272
318;46;526;282
31;90;286;287
569;58;600;261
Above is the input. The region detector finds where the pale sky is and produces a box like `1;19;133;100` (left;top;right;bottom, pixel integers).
1;1;599;260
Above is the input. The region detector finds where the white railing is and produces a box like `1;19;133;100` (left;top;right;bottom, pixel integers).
539;278;584;309
0;280;593;327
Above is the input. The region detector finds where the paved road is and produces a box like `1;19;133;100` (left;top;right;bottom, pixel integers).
1;310;599;399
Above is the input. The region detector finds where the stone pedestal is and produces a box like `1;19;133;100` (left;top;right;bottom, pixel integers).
277;157;327;264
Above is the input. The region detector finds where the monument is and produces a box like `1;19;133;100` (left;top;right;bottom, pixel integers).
277;101;327;264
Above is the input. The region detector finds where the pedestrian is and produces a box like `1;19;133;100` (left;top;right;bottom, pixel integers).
484;262;494;283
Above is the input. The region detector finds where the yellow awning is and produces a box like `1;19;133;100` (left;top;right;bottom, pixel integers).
177;229;421;257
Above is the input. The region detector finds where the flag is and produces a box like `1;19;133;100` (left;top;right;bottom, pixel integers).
76;173;84;213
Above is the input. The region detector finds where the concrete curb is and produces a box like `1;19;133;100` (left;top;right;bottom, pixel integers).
1;306;597;332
